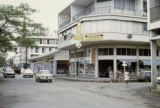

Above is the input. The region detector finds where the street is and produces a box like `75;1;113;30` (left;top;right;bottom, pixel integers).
0;75;160;108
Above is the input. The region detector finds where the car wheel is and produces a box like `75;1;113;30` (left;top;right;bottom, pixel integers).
38;78;41;83
49;80;52;83
36;78;39;82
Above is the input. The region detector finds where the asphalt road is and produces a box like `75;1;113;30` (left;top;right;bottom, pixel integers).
0;75;160;108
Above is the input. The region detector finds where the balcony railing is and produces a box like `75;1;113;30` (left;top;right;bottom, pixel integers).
59;20;70;28
150;5;160;22
73;6;147;21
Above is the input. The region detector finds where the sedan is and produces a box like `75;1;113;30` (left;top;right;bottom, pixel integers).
22;68;34;78
35;70;53;83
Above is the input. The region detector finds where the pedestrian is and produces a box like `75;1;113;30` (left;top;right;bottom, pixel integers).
124;69;130;85
109;69;114;83
116;69;121;83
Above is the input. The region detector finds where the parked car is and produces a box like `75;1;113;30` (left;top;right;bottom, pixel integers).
35;70;53;82
157;74;160;84
3;67;15;78
137;71;151;81
22;68;34;78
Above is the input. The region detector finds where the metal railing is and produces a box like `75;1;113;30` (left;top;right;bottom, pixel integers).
59;6;147;28
150;5;160;22
73;6;147;21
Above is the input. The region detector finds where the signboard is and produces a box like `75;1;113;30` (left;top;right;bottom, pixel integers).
83;34;103;41
122;61;127;67
74;34;103;41
90;48;96;64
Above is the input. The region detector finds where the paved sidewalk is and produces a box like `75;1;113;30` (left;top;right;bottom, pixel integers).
55;76;138;83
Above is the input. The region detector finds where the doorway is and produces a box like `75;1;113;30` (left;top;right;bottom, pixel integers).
99;60;113;78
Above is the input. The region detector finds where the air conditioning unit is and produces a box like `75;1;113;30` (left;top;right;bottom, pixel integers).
127;34;132;39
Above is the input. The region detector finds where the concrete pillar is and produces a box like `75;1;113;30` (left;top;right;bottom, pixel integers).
95;48;99;78
113;47;117;74
136;48;140;76
151;40;157;89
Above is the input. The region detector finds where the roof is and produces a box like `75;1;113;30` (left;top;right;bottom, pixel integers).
30;50;69;62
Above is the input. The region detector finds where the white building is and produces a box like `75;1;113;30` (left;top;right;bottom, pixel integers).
58;0;153;79
148;0;160;88
30;50;69;76
17;33;58;67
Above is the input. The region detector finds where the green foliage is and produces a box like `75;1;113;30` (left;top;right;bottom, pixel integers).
0;56;6;67
0;3;48;53
16;36;37;48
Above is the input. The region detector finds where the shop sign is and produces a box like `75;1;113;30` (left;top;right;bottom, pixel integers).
73;34;103;41
90;48;96;64
83;34;103;41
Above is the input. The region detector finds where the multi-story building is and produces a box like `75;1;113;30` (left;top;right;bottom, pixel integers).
58;0;152;79
18;34;58;67
148;0;160;88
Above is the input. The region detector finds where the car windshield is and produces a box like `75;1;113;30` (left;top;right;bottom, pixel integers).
6;68;13;72
39;70;50;74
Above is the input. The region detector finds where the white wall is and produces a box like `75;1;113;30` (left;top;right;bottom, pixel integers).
81;20;147;34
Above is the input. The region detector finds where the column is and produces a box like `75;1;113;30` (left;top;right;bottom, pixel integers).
151;40;157;89
95;48;99;78
136;48;140;76
113;47;117;74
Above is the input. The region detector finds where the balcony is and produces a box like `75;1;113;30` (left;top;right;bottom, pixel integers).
73;6;147;21
150;5;160;22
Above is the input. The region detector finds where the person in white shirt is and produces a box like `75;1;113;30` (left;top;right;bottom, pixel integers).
124;69;130;84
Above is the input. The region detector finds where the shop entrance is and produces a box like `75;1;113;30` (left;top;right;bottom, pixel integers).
99;60;113;78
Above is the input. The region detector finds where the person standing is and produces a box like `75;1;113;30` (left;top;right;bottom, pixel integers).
109;69;114;83
116;69;121;83
124;69;130;84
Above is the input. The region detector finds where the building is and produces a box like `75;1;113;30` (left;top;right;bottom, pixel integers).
58;0;153;79
17;33;58;67
148;0;160;88
30;50;69;76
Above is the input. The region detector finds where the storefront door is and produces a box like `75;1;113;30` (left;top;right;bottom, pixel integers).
98;60;113;78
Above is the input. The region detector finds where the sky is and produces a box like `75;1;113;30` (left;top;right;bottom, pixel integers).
0;0;74;32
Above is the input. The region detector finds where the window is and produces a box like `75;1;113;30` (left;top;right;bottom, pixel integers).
40;39;42;44
143;2;147;13
47;40;49;44
139;49;151;56
70;53;76;59
117;48;136;56
97;0;111;2
42;47;45;53
114;0;135;10
35;48;38;53
143;23;147;32
77;51;84;58
98;48;114;55
49;48;52;52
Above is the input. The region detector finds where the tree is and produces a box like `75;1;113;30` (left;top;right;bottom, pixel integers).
17;36;37;68
0;55;6;67
0;3;48;67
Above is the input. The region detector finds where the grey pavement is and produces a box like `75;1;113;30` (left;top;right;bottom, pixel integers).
0;74;160;108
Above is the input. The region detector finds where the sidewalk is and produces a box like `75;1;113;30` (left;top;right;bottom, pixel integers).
55;76;111;82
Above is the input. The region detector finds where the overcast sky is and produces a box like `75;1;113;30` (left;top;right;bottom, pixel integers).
0;0;74;31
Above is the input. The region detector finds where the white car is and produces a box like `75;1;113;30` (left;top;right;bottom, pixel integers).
35;70;53;82
3;67;15;78
157;74;160;83
22;68;34;78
